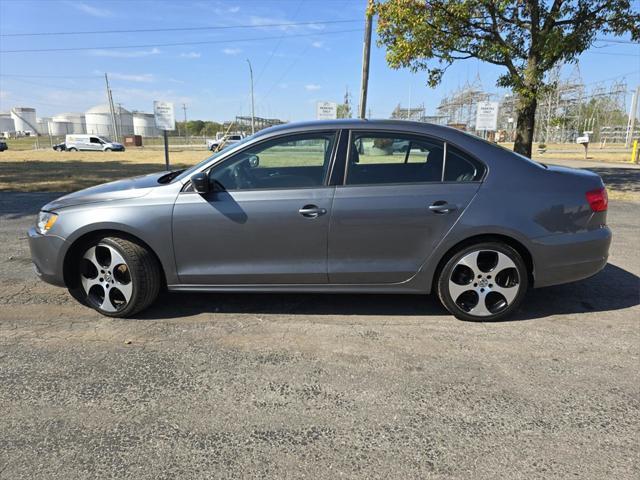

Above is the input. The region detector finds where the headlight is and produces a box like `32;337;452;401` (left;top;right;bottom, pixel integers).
36;211;58;235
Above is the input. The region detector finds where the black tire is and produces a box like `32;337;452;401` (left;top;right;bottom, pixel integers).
104;148;112;152
437;241;528;322
68;236;161;318
68;147;77;152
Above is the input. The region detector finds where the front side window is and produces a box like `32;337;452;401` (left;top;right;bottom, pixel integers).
346;133;445;185
90;137;102;144
209;132;336;190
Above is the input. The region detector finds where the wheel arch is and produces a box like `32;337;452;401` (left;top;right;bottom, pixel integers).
62;229;167;289
430;233;535;293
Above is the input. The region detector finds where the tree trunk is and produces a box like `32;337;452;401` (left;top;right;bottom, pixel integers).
513;95;537;158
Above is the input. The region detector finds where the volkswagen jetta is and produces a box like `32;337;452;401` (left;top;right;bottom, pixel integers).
29;120;611;321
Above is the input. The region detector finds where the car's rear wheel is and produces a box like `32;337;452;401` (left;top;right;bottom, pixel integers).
68;237;161;318
437;242;528;321
68;147;77;151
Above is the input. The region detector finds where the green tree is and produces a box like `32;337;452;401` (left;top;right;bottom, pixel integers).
372;0;639;156
337;103;352;119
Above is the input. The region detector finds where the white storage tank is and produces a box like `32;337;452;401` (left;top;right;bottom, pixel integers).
132;111;158;137
48;120;74;136
0;113;15;133
11;107;38;134
52;112;85;134
85;104;134;138
37;117;52;135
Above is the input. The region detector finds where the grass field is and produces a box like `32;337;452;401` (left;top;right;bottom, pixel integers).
2;135;209;151
0;149;207;192
1;142;638;201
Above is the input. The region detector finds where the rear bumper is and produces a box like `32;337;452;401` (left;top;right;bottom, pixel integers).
531;226;611;288
28;227;66;287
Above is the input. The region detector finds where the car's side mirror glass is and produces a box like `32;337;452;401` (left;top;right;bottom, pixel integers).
191;172;210;194
248;154;260;168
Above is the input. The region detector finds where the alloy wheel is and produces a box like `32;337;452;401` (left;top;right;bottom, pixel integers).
448;249;520;317
80;244;133;312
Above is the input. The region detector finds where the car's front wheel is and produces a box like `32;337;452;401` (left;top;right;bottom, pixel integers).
437;242;528;321
69;237;161;317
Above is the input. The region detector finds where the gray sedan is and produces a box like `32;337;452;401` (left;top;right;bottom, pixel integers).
28;120;611;321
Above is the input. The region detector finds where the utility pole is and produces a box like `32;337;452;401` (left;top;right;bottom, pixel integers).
625;85;639;148
104;73;118;141
117;103;124;141
182;103;188;144
246;59;255;135
358;0;373;119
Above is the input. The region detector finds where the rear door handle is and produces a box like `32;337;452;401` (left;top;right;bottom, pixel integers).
299;205;327;218
429;202;456;214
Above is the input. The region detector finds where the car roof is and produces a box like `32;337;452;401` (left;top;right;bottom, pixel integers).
259;119;484;146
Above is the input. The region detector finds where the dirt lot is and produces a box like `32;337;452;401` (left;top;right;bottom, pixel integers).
0;161;638;479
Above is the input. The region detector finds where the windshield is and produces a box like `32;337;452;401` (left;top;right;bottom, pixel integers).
175;134;254;182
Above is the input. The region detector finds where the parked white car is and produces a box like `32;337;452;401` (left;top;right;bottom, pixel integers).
65;134;125;152
207;134;244;152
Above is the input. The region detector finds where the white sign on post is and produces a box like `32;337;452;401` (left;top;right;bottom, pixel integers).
154;101;176;131
475;101;499;131
316;101;337;120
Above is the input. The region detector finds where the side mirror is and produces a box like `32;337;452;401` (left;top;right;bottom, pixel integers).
191;172;210;194
248;154;260;168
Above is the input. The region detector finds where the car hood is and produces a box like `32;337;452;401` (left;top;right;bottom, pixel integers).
43;171;167;211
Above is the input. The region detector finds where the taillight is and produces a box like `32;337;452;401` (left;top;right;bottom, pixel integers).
586;187;608;212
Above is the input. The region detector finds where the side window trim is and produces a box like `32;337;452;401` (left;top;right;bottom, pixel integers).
441;141;447;182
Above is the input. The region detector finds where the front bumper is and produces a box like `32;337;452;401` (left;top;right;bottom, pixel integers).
28;227;66;287
531;226;612;288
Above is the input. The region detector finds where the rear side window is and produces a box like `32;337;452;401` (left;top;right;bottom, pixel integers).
345;131;484;185
346;133;445;185
444;146;483;182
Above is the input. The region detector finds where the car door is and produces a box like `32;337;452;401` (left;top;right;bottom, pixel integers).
87;136;102;151
328;130;483;284
172;131;339;285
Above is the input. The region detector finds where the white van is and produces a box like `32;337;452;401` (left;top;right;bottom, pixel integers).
65;134;125;152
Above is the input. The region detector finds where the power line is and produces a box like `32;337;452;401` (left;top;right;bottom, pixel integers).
254;0;305;87
595;37;640;45
586;51;640;57
0;73;102;79
0;28;363;54
0;19;361;37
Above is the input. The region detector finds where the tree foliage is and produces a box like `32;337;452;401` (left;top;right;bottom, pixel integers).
372;0;639;155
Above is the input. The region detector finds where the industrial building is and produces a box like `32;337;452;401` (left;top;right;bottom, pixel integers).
10;107;38;134
0;113;16;134
85;104;134;138
132;111;158;137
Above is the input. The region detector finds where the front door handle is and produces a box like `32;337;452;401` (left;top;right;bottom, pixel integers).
299;205;327;218
429;201;456;214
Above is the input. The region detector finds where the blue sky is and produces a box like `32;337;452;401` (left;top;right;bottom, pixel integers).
1;0;639;122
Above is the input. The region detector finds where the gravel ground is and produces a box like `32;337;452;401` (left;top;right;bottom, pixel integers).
0;160;638;479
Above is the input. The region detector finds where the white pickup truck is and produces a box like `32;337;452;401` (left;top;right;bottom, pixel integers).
207;134;244;152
